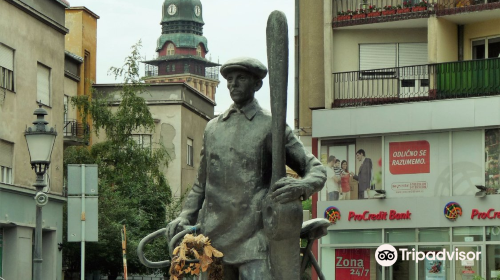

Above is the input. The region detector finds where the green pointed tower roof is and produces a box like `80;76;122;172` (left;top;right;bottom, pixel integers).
158;0;207;52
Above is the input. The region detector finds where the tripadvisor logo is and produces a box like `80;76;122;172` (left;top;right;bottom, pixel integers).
375;244;482;266
375;244;398;267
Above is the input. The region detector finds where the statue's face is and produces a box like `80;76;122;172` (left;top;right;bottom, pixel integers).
226;70;259;105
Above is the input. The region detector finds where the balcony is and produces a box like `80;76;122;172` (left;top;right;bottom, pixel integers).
332;57;500;107
63;119;90;146
436;0;500;16
332;0;500;28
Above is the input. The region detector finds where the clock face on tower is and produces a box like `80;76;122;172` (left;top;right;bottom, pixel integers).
194;5;201;17
168;4;177;15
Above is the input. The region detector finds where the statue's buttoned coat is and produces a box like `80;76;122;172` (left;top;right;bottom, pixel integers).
179;99;326;264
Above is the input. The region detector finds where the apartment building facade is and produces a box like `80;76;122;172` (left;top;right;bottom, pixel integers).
298;0;500;279
0;0;69;279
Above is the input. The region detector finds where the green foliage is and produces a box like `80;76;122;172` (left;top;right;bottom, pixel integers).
63;41;173;279
302;198;312;212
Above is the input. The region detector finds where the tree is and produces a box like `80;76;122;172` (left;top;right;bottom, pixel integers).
63;41;173;279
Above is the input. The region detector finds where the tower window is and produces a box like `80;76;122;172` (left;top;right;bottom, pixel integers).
172;64;176;72
196;45;202;57
166;65;170;72
167;43;175;56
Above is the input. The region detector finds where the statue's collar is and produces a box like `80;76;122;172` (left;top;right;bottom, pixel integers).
222;99;260;121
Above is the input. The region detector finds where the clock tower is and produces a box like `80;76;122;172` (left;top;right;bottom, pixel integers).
143;0;220;101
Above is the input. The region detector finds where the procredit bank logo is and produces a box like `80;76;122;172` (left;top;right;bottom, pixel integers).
324;206;341;224
444;202;463;221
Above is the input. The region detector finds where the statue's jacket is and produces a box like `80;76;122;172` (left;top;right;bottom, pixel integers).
179;99;326;264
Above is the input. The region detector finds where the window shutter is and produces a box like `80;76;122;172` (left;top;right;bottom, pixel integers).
398;43;428;67
0;140;13;168
0;44;14;70
37;63;50;105
360;44;396;71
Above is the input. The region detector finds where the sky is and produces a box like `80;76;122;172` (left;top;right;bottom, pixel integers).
68;0;296;125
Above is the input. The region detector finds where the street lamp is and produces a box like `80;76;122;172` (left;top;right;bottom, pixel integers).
25;105;57;280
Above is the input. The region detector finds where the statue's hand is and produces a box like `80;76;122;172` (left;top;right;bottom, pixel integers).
165;217;191;241
271;177;308;204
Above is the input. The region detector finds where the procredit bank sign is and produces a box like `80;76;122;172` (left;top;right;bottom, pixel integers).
318;196;500;230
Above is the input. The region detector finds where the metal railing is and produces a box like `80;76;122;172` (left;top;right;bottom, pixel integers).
332;0;500;27
435;0;500;15
332;58;500;107
144;64;219;81
63;119;90;139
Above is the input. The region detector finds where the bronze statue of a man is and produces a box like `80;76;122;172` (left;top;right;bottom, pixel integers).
167;57;326;279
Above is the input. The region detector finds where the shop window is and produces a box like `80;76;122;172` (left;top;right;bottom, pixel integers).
453;246;481;280
320;138;382;201
417;246;450;280
486;226;500;241
385;228;416;243
452;227;483;242
418;228;450;242
472;36;500;59
486;245;500;279
187;138;193;166
326;229;382;244
385;246;416;280
37;63;50;106
0;43;14;91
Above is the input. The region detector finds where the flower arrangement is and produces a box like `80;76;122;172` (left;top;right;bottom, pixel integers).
367;5;380;12
403;1;413;8
417;0;429;7
383;5;395;10
169;234;224;280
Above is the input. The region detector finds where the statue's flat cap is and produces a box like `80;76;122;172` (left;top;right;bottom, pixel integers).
220;57;268;80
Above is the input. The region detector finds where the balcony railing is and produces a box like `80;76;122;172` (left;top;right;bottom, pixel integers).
333;0;436;27
63;119;90;142
332;58;500;107
435;0;500;15
332;0;500;27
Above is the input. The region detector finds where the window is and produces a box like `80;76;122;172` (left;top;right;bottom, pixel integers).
196;45;202;57
166;65;170;72
0;140;13;184
359;43;428;73
0;43;14;91
187;138;193;166
472;36;500;59
172;64;175;72
37;63;50;105
132;134;152;149
167;43;175;55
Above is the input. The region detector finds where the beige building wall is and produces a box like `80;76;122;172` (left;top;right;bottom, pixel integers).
428;18;458;63
463;18;500;61
0;0;65;194
180;106;209;195
298;0;325;136
150;105;183;197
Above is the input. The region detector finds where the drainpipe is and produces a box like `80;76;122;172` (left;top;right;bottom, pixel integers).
458;25;464;61
294;0;300;130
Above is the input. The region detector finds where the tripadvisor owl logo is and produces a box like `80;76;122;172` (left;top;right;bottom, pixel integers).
375;244;398;266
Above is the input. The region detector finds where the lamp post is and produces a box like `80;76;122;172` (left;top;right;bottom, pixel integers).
25;105;57;280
